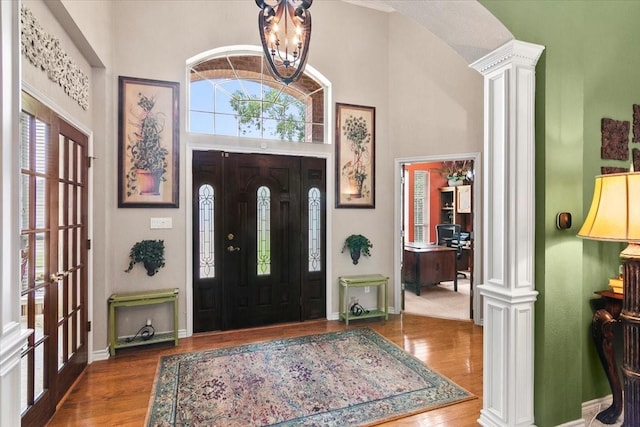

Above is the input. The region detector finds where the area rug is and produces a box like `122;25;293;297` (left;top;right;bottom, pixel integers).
146;328;474;426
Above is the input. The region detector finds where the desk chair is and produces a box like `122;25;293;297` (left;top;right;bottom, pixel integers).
435;224;467;279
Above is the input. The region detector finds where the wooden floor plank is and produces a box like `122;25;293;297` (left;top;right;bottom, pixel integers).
47;313;483;426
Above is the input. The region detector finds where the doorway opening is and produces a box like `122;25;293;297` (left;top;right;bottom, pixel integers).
396;154;480;323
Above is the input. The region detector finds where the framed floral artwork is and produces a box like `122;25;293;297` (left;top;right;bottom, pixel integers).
335;103;375;208
118;76;179;208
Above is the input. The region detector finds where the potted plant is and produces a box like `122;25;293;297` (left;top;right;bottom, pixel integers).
439;160;473;186
125;93;169;197
342;234;373;265
124;240;166;276
341;115;371;198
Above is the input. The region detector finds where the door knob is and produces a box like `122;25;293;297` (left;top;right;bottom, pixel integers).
227;245;241;252
50;271;69;281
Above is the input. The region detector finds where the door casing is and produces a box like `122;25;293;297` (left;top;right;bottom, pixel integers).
191;150;327;332
394;152;482;325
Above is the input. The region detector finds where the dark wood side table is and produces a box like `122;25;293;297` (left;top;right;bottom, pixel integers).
592;290;623;424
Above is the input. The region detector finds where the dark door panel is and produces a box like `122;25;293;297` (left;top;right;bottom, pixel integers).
223;152;301;329
192;152;224;332
192;151;325;332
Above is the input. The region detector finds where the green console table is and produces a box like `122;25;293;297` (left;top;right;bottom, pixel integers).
108;288;179;355
339;274;388;325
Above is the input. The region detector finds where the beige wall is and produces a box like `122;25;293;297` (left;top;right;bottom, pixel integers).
388;12;483;157
21;0;483;355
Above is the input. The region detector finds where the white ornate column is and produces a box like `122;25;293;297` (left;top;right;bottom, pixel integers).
471;40;545;427
1;1;32;426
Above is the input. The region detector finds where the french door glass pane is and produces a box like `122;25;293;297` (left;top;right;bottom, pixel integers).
58;324;64;369
35;177;46;229
20;113;30;167
35;343;45;399
33;289;45;342
20;235;29;291
59;182;65;226
35;120;48;174
34;233;45;284
20;173;29;230
59;135;65;179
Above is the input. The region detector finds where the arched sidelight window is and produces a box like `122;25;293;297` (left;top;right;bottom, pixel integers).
188;51;326;143
257;186;271;275
198;184;215;279
308;187;321;272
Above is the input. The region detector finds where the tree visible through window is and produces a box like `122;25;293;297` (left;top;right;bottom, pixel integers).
188;52;325;143
229;86;305;142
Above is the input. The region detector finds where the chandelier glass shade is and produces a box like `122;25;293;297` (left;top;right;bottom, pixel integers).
256;0;312;85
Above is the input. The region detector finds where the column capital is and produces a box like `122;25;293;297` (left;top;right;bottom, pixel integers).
470;40;545;75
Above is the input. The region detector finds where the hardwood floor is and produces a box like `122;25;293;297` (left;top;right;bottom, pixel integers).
46;313;483;426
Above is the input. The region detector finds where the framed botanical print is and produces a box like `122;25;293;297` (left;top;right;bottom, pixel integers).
335;103;375;208
118;76;179;208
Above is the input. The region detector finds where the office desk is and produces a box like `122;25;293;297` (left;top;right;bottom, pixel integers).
402;245;457;296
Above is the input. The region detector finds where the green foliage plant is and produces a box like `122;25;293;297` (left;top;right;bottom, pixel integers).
342;234;373;265
125;239;166;276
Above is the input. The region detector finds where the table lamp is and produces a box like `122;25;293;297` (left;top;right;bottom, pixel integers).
578;171;640;426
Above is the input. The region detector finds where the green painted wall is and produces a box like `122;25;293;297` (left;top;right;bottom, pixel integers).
480;1;639;425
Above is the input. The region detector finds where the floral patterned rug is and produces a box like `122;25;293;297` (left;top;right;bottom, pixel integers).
146;328;474;426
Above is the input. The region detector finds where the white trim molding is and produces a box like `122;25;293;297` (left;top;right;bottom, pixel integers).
1;2;32;426
471;40;545;427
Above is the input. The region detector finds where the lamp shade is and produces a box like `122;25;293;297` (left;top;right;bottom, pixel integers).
578;172;640;243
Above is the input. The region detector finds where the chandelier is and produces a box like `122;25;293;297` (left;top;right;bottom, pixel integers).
256;0;312;85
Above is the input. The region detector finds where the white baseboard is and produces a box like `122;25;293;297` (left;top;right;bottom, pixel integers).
91;347;110;362
580;395;623;426
91;328;188;361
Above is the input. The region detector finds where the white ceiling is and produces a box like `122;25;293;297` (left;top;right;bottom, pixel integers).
342;0;513;64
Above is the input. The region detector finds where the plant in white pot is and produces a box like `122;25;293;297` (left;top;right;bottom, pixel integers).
439;160;473;186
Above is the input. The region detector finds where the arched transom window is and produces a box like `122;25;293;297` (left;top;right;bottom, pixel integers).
189;52;325;143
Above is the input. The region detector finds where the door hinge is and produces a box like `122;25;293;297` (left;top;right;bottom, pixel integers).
87;239;91;250
87;156;93;168
87;321;92;332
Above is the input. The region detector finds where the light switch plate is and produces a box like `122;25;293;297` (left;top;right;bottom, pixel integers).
150;217;172;229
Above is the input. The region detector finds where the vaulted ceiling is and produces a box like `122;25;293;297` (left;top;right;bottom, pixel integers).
344;0;513;64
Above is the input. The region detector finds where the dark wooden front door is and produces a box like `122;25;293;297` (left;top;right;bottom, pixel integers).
192;151;325;332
